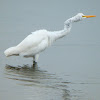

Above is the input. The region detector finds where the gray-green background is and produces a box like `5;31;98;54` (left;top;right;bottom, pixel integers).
0;0;99;100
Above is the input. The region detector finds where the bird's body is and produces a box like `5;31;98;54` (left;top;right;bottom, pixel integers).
4;13;96;64
15;29;49;57
4;29;69;62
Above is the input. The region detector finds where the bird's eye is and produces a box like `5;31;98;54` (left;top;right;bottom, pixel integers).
82;16;86;18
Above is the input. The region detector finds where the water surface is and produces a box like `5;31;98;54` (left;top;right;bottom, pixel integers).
0;0;100;100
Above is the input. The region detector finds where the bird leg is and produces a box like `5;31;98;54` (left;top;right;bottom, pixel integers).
33;54;39;67
35;54;39;62
33;61;37;67
33;56;36;65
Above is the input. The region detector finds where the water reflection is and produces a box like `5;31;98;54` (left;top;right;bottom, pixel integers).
5;64;71;100
5;64;54;86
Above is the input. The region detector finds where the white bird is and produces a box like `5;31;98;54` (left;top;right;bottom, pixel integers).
4;13;96;64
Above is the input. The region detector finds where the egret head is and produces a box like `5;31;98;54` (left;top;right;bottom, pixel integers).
75;13;96;21
64;13;96;30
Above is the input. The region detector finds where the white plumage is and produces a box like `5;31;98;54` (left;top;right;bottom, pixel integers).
4;13;96;64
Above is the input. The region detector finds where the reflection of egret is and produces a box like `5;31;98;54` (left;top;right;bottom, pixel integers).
5;64;71;99
4;13;96;64
5;64;54;85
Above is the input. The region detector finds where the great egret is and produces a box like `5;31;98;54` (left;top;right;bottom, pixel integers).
4;13;96;64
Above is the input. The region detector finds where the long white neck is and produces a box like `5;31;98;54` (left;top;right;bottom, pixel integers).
48;28;71;45
48;17;73;43
64;14;82;31
48;14;83;45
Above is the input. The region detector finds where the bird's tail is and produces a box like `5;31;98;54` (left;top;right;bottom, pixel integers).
4;46;19;57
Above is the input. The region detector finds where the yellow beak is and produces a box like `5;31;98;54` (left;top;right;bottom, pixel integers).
82;15;96;18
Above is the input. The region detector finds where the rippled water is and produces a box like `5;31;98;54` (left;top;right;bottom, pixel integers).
1;45;100;100
3;64;71;100
0;0;100;100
